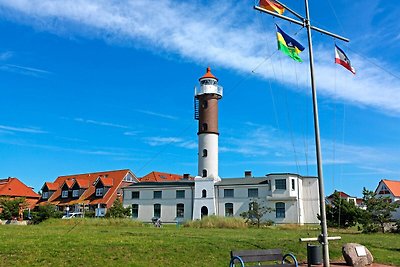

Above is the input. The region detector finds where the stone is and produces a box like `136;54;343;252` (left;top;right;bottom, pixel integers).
342;243;373;267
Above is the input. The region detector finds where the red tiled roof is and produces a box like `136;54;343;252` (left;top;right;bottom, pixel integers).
45;182;58;191
0;178;40;198
74;178;89;189
140;171;189;182
327;191;353;199
42;169;138;209
0;178;40;209
382;179;400;197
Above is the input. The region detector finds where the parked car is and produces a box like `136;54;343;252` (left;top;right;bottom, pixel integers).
62;212;83;219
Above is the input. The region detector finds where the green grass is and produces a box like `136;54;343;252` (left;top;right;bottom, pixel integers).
0;219;399;266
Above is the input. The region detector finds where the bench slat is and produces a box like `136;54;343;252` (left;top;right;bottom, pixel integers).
231;249;282;262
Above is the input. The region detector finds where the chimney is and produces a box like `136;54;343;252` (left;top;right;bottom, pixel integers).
244;171;252;178
183;173;190;180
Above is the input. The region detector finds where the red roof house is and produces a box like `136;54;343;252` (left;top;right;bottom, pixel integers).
39;169;138;216
140;171;192;182
0;177;40;209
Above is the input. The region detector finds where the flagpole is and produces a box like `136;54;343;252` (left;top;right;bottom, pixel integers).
304;0;329;265
254;2;350;266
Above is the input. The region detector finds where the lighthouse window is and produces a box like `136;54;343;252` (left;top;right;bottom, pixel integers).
202;189;207;198
202;100;208;109
202;149;208;157
202;169;207;177
202;123;208;131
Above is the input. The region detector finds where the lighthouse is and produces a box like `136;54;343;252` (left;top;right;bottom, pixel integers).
192;67;223;219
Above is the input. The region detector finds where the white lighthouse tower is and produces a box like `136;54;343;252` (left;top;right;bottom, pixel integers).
192;67;223;219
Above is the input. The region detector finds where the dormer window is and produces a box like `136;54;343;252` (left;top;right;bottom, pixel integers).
72;189;79;198
61;190;68;198
42;191;49;199
96;188;104;197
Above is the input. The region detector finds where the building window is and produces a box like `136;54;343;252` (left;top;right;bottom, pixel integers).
225;203;234;217
202;100;208;109
72;190;79;198
202;169;207;177
96;188;104;197
176;203;184;218
154;204;161;218
276;179;287;190
202;149;208;157
378;185;390;195
276;202;285;218
202;189;207;198
61;190;68;198
42;191;49;199
132;204;139;218
224;189;234;198
202;123;208;131
248;188;258;198
176;190;185;199
291;179;295;191
132;191;140;199
153;191;162;199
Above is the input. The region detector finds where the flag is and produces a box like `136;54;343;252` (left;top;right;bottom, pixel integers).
259;0;285;15
276;25;305;62
335;45;355;74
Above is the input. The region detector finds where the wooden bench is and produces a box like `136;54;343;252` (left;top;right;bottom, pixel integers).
229;249;298;267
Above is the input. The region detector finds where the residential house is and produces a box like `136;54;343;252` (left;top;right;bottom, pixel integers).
140;171;192;182
326;191;365;209
39;169;138;216
375;179;400;220
0;177;40;219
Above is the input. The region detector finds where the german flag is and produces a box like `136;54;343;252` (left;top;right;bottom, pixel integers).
259;0;285;15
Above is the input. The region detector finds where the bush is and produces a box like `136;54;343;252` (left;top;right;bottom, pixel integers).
31;204;62;224
84;210;95;218
184;215;247;229
106;199;131;218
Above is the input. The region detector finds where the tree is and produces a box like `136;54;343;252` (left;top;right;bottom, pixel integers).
325;191;361;228
361;187;399;233
0;197;26;220
106;198;131;218
240;199;273;228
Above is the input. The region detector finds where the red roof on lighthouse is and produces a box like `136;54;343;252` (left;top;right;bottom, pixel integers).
199;67;218;81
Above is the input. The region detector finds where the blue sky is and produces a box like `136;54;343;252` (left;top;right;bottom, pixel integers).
0;0;399;197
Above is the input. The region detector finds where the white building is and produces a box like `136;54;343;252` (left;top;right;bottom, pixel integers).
375;179;400;220
123;67;320;224
123;172;319;224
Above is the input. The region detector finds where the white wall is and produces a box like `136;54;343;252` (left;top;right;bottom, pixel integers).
123;186;193;223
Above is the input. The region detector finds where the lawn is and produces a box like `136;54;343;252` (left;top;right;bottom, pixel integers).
0;219;399;266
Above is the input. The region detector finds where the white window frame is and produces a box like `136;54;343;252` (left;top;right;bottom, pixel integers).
72;189;79;198
61;190;68;198
96;187;104;197
42;191;49;199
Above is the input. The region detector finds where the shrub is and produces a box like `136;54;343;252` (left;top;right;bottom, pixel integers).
30;204;62;224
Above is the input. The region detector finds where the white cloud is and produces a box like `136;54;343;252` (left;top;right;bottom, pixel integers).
220;123;400;175
0;63;52;76
0;0;399;114
145;136;196;149
74;118;130;129
136;109;178;120
0;51;13;60
0;124;47;134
